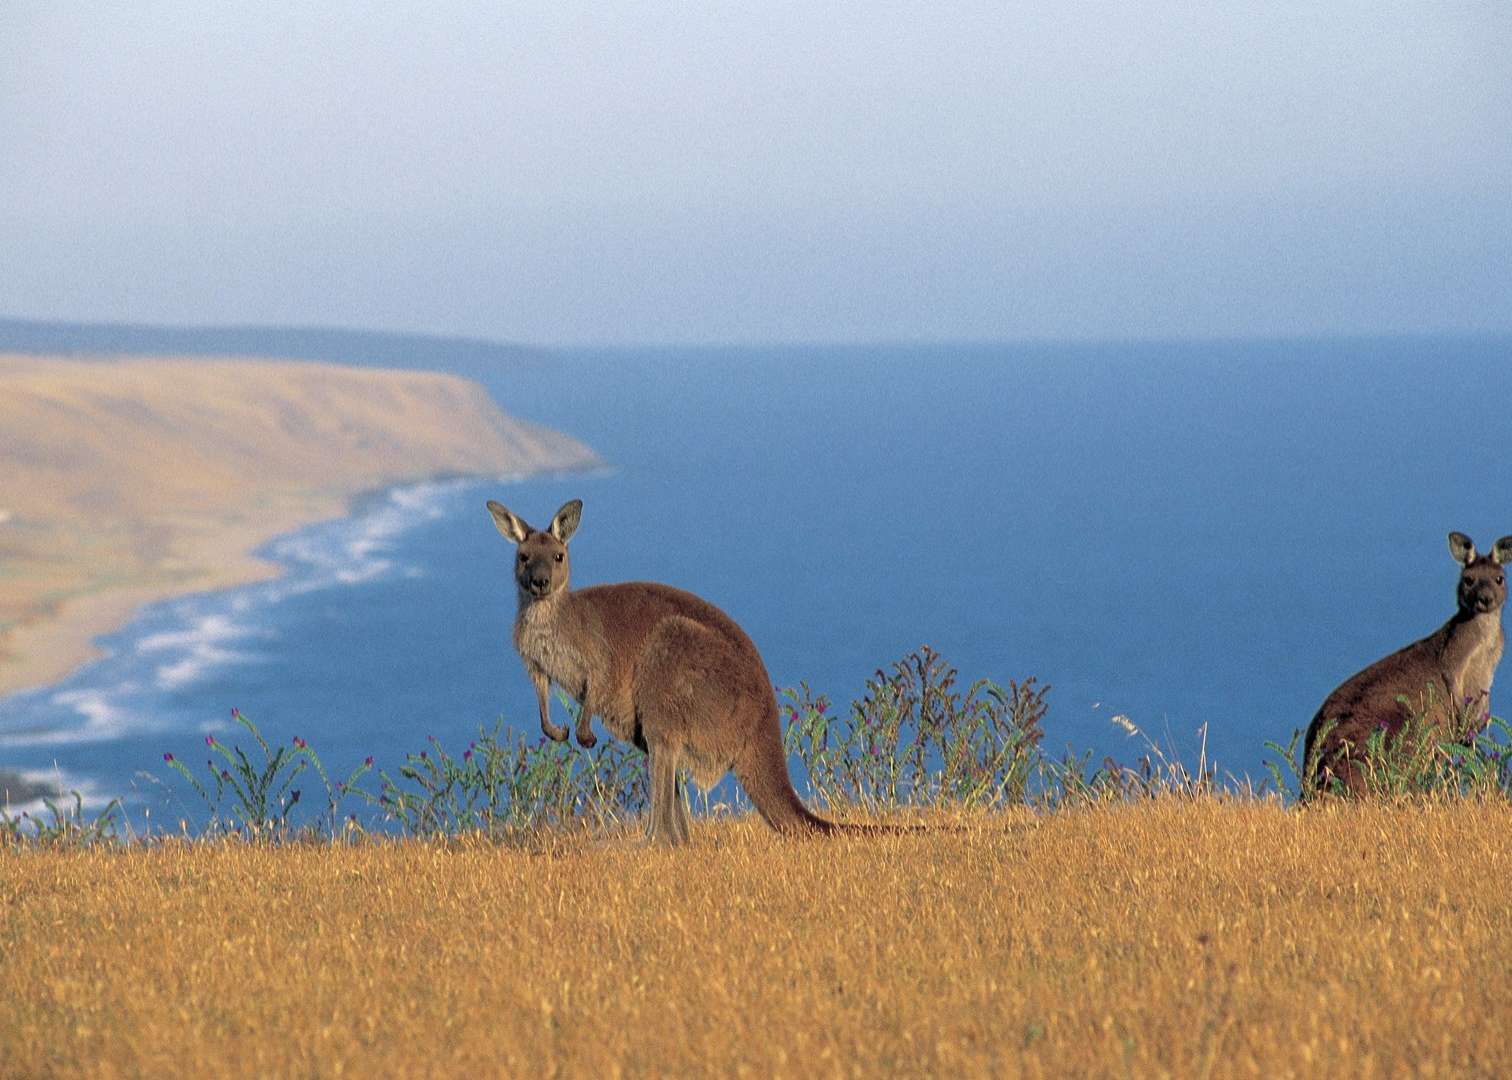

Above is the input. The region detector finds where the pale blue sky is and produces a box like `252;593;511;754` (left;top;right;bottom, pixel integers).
2;3;1508;345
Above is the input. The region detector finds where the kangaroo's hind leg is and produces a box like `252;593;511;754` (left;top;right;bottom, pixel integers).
671;774;693;843
633;615;743;845
645;742;690;846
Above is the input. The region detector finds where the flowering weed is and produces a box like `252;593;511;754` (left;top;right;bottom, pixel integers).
782;645;1047;811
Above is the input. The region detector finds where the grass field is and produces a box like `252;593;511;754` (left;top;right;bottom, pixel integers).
3;798;1508;1077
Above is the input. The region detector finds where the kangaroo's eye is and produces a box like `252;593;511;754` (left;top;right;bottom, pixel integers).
1498;575;1505;586
554;553;564;563
517;552;528;563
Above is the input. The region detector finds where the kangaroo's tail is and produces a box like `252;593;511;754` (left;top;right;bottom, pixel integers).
734;698;838;835
734;699;953;838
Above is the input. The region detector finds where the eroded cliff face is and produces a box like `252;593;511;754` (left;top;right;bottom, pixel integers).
0;355;600;692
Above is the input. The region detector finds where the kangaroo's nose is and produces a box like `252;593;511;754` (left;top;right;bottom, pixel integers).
529;574;550;592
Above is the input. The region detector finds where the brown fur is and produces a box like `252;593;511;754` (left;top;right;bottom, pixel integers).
1304;531;1512;795
487;498;835;844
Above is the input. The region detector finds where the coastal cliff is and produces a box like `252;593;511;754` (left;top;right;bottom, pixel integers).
0;355;600;696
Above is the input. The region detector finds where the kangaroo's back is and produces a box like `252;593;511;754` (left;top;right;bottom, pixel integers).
574;581;769;680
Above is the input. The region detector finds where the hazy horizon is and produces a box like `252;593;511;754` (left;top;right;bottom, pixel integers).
5;313;1512;356
4;3;1509;346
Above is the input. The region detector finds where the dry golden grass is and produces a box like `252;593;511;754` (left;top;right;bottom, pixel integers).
0;354;597;695
2;800;1509;1078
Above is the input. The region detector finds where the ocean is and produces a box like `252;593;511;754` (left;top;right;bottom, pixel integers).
2;335;1509;821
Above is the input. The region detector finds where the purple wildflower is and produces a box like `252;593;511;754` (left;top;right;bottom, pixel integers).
293;736;306;749
163;752;175;763
205;735;216;747
364;756;374;767
231;707;241;719
463;749;473;763
221;769;231;780
290;790;301;804
816;701;828;715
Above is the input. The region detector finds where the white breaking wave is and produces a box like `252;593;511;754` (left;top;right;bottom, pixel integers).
262;478;469;598
4;686;152;746
138;612;267;692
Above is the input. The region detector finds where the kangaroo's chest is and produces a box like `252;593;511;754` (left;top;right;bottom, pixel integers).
1445;617;1505;701
515;605;592;692
1458;624;1505;699
514;602;634;732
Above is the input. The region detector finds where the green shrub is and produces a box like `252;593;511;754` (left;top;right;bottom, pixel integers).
1;789;121;849
782;645;1048;811
357;710;647;837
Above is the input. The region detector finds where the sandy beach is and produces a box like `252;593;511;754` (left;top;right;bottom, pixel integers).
0;354;598;701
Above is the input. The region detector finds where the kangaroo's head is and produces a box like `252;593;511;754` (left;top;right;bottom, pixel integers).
487;499;583;601
1448;532;1512;616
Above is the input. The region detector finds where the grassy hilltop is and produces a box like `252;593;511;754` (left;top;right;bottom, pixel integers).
3;800;1509;1077
5;646;1512;1076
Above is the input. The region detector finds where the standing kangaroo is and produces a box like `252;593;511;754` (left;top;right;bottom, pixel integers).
1304;531;1512;795
487;498;836;844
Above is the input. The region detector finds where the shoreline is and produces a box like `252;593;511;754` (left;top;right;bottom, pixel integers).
0;497;337;702
0;355;605;710
0;466;610;707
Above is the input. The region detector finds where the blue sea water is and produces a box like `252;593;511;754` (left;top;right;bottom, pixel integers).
2;336;1509;820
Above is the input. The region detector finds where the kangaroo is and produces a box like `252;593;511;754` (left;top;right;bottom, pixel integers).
1304;531;1512;795
487;498;837;844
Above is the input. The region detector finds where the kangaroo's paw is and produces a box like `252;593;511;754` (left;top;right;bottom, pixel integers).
576;728;597;749
541;720;569;743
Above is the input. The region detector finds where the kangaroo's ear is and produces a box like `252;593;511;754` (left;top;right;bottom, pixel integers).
549;499;583;543
487;500;531;544
1492;537;1512;565
1448;532;1477;565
